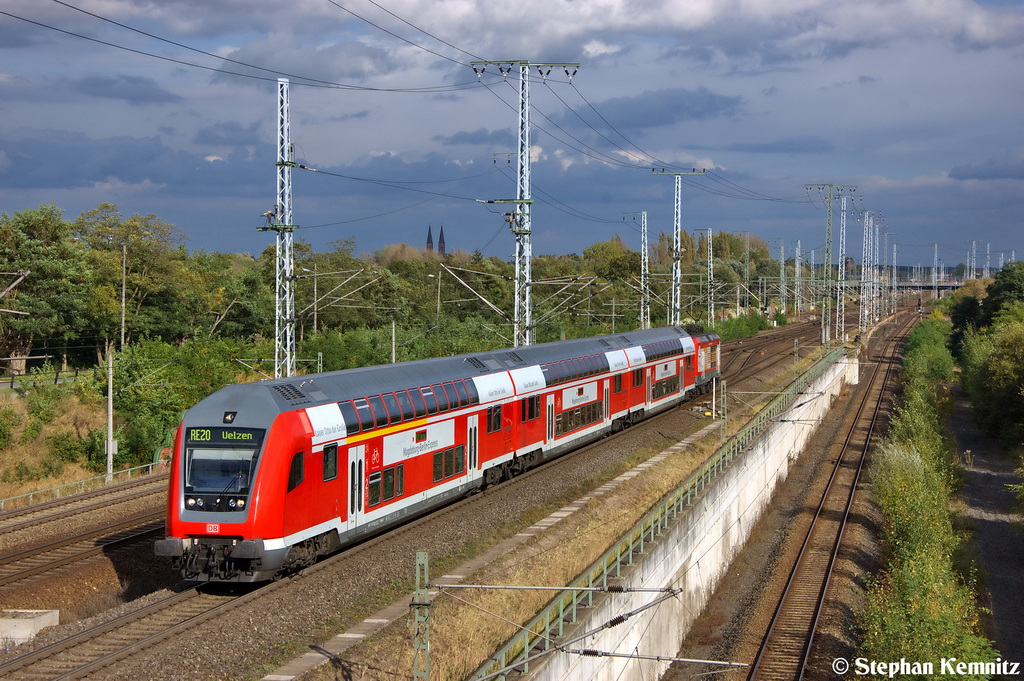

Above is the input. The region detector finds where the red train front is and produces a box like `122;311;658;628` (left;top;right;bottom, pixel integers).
155;326;720;582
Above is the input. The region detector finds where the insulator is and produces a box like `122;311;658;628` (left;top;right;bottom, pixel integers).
605;585;625;592
606;614;627;627
579;649;602;657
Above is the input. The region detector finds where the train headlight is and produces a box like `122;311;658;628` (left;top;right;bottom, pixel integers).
228;498;237;509
236;498;245;509
196;497;204;507
186;497;196;508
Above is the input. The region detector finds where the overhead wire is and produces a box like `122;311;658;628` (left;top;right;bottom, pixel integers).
318;1;806;204
324;0;474;68
22;0;839;246
297;166;502;228
492;165;626;228
6;4;480;93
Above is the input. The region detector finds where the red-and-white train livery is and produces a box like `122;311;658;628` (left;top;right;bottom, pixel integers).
155;326;720;581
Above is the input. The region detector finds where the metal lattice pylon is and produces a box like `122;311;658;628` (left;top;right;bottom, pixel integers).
653;169;704;325
472;61;578;346
259;78;297;378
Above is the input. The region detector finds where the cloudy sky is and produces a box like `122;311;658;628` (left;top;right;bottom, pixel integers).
1;0;1022;273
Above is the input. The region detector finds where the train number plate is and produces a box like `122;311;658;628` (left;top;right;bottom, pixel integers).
207;524;220;533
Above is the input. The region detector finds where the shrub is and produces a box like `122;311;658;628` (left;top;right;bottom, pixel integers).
24;370;73;425
47;431;86;463
857;320;995;670
0;406;17;450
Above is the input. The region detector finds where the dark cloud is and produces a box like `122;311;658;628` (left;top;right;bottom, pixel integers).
193;121;262;147
0;21;40;49
73;75;183;105
572;87;744;132
326;111;370;122
213;39;400;87
433;128;516;147
950;154;1024;180
0;128;270;196
723;136;834;154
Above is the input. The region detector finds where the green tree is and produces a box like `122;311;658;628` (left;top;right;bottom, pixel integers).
980;261;1024;326
0;204;93;374
583;235;640;282
73;203;188;350
178;250;271;339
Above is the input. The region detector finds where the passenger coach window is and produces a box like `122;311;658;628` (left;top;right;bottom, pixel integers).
421;387;439;415
382;393;401;425
433;451;443;482
487;404;503;434
287;451;304;492
432;384;449;412
368;471;381;506
443;383;460;409
453;381;469;407
367;395;388;428
410;390;427;418
323;444;338;482
338;401;360;436
464;379;480;405
353;398;375;432
444;447;455;478
396;391;415;421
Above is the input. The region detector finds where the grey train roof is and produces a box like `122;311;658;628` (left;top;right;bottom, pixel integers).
187;325;712;426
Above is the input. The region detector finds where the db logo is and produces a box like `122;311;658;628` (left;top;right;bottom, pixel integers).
206;524;220;533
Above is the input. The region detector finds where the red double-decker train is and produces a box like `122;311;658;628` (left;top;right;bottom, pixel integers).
155;325;720;581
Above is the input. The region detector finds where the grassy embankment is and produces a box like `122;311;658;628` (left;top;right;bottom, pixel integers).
856;317;996;676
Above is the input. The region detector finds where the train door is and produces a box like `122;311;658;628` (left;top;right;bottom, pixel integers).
647;367;653;405
546;394;555;444
467;415;480;483
603;381;610;423
346;445;364;535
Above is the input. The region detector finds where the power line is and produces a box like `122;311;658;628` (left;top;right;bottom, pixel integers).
330;0;486;63
3;8;481;94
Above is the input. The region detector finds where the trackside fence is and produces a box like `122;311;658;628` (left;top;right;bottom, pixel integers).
472;344;849;680
0;462;164;511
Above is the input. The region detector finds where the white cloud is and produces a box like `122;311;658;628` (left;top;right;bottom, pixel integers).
584;40;621;57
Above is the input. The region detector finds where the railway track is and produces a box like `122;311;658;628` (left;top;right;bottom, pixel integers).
0;512;164;591
746;311;915;680
0;475;166;538
0;587;244;679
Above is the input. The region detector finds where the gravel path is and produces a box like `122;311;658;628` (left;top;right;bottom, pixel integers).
948;387;1024;658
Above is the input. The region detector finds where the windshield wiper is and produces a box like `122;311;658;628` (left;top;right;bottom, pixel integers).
221;470;244;494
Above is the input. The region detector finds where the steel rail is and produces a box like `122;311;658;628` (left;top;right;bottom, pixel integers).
746;312;913;680
0;514;164;588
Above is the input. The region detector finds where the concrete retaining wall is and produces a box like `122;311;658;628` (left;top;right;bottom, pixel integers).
528;352;859;681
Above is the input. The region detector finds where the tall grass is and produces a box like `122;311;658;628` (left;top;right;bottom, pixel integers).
857;320;995;676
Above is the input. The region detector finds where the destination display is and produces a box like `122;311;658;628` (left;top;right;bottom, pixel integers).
185;427;265;445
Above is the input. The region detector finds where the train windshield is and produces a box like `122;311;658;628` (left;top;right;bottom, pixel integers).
182;427;265;493
186;447;258;493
